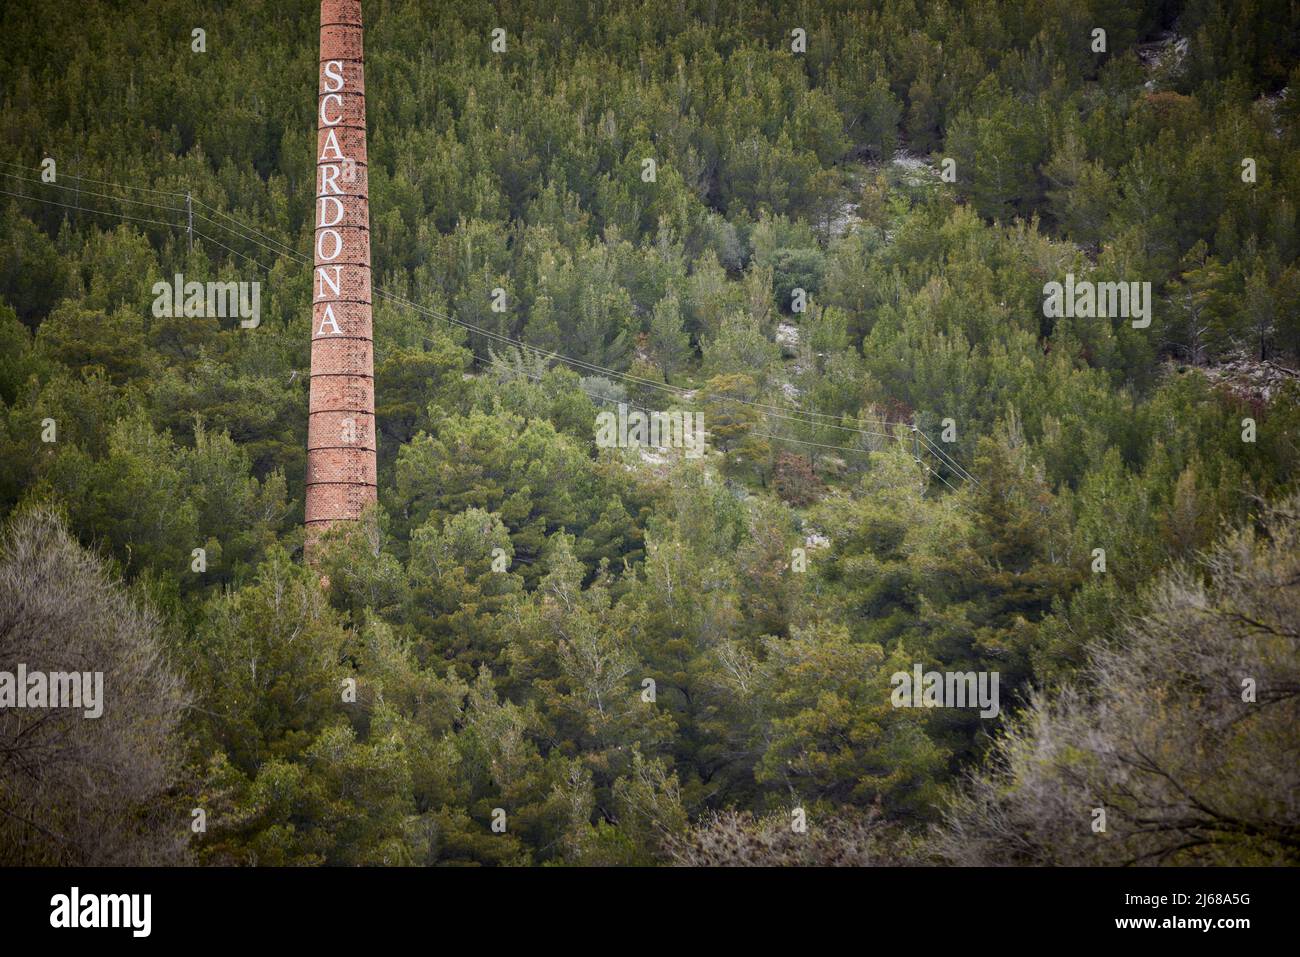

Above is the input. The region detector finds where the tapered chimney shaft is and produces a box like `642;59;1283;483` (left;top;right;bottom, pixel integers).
306;0;375;556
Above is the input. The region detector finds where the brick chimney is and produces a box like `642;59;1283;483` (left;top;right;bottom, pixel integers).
306;0;376;558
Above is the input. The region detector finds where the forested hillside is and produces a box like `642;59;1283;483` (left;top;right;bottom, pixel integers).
1;0;1297;865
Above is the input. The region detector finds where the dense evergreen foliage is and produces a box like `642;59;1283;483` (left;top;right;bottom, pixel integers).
0;0;1297;865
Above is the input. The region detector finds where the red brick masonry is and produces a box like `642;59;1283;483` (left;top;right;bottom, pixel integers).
306;0;375;551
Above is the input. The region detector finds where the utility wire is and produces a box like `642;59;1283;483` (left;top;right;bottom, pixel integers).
12;163;935;448
23;167;907;442
0;158;192;197
453;343;903;460
2;164;977;487
0;186;185;232
184;204;978;474
0;169;188;213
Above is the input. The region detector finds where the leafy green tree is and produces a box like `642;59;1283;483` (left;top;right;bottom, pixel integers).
754;622;948;816
406;507;523;676
648;291;693;377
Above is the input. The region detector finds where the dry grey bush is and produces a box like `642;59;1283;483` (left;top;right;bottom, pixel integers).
668;808;894;866
0;507;191;864
934;494;1300;865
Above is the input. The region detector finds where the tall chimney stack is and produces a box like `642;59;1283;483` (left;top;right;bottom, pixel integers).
306;0;376;557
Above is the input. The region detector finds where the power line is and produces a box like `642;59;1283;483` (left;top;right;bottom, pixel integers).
190;204;307;263
173;200;975;470
30;168;904;441
0;158;192;197
1;164;976;488
4;162;928;446
919;431;977;485
373;285;902;440
371;284;911;444
0;169;188;214
453;345;903;460
0;186;968;494
0;186;185;232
